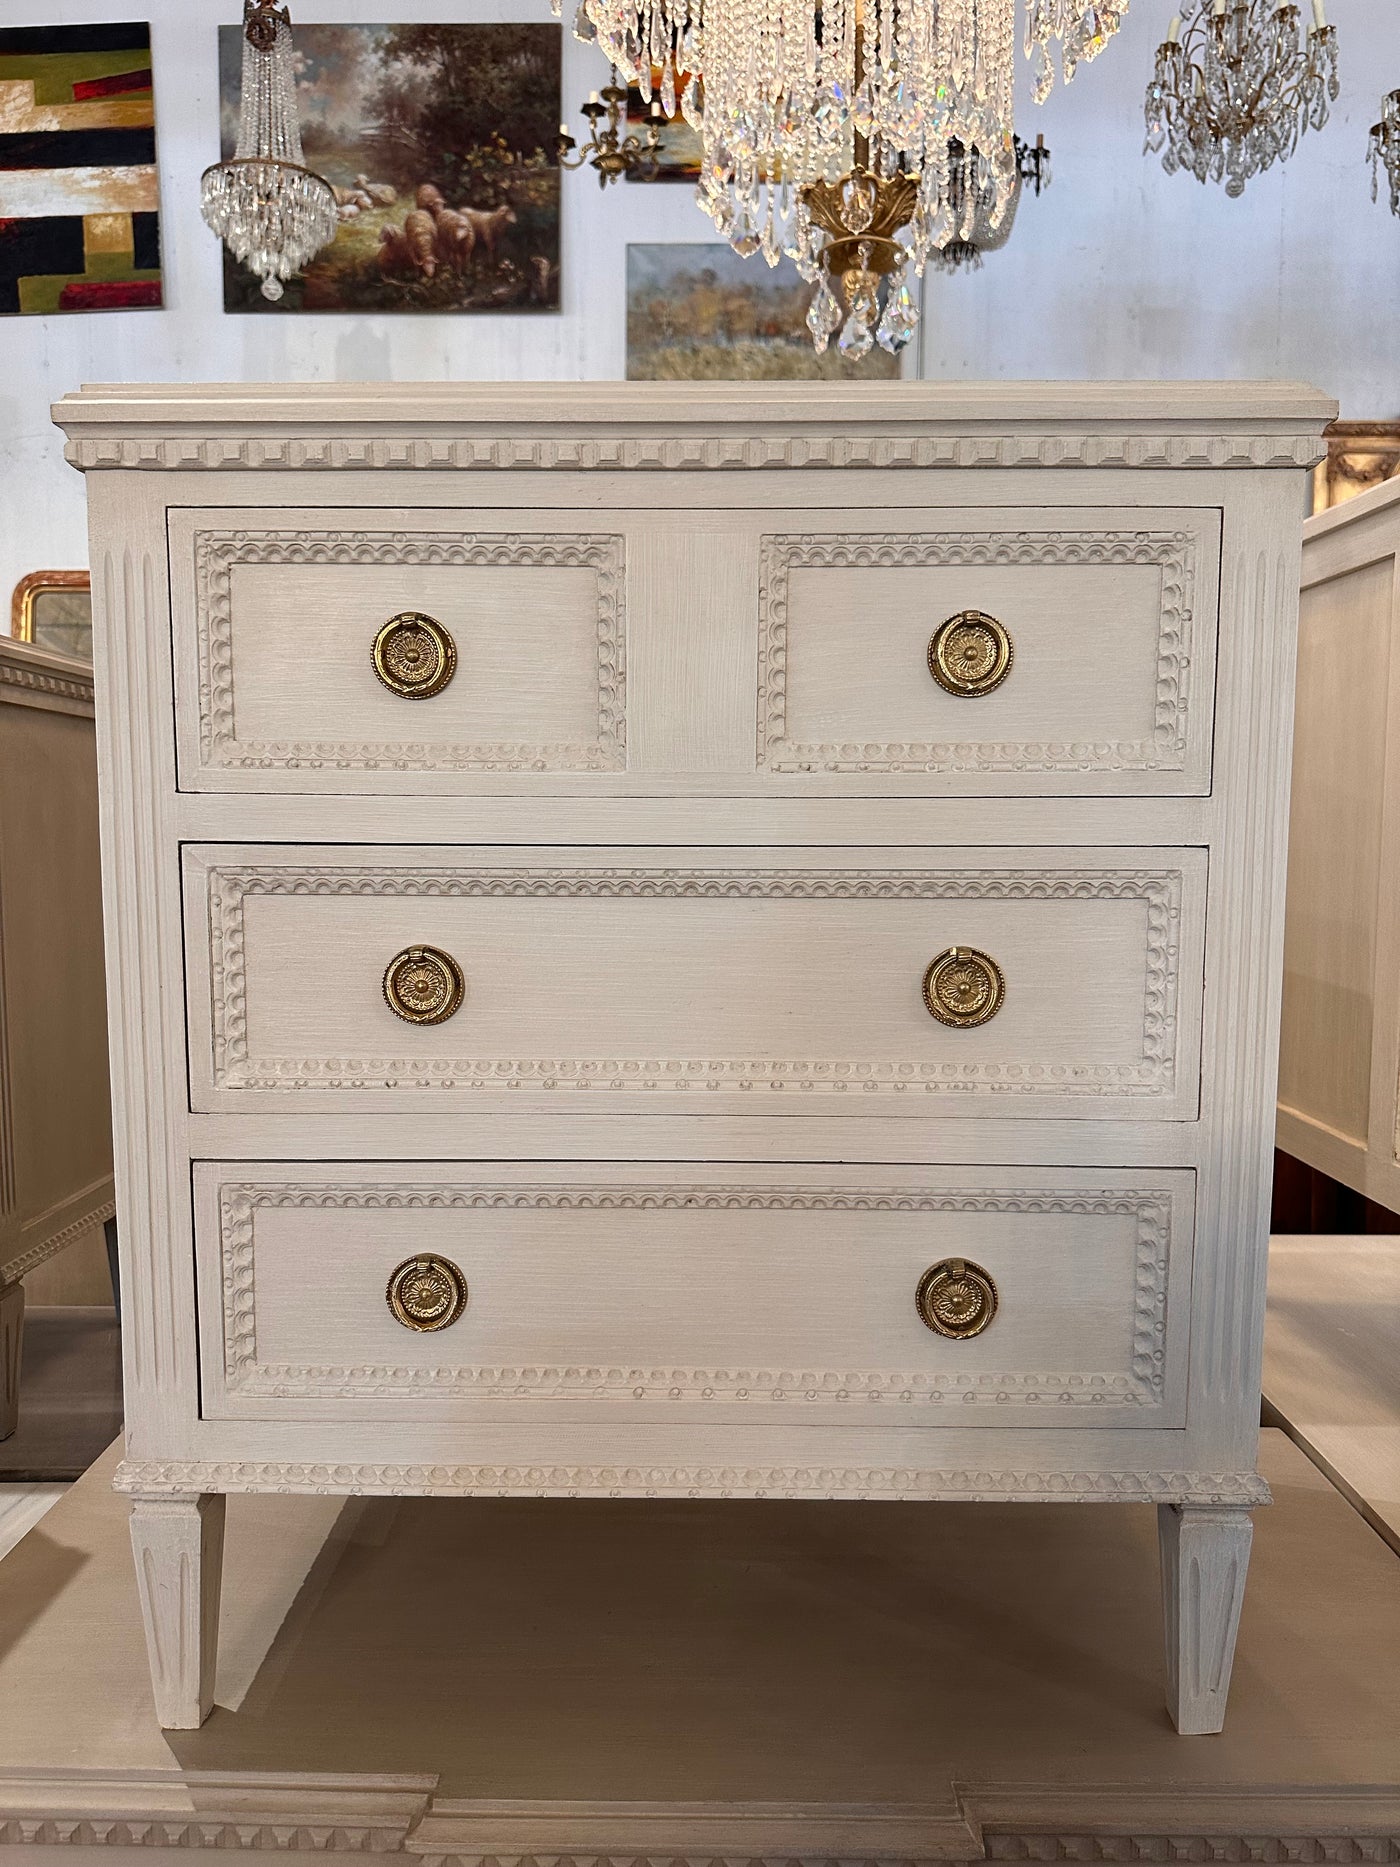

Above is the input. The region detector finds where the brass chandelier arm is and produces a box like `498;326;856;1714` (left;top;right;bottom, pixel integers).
559;74;663;185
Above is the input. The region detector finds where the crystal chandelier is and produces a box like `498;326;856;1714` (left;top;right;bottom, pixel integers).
930;132;1050;272
1369;90;1400;216
201;0;339;301
1144;0;1339;198
567;0;1127;355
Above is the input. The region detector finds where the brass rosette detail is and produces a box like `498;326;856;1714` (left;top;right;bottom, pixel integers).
928;610;1013;697
372;611;457;699
386;1254;468;1332
923;946;1006;1028
383;945;465;1025
915;1258;999;1340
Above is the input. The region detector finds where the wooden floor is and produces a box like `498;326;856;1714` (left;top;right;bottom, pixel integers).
1264;1233;1400;1554
0;1428;1395;1859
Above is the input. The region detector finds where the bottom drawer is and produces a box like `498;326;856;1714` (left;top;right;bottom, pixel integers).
194;1162;1193;1428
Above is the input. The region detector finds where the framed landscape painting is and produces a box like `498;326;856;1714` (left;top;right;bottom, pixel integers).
217;22;560;313
0;21;163;315
626;244;905;381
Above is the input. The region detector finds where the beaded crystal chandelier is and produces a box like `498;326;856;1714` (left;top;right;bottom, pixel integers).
1144;0;1338;198
1369;90;1400;216
201;0;339;301
567;0;1126;355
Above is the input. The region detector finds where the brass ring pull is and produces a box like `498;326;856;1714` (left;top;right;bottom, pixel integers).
372;612;457;699
916;1258;999;1339
928;610;1013;696
923;946;1005;1028
386;1254;468;1332
383;944;465;1025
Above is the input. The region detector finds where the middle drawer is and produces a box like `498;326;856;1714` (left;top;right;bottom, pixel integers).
185;845;1206;1120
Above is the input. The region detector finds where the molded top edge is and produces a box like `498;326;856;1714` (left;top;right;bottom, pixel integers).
54;378;1336;428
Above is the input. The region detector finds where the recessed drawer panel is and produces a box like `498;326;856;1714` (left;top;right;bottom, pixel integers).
169;508;626;788
193;1161;1195;1427
757;509;1221;792
184;845;1206;1119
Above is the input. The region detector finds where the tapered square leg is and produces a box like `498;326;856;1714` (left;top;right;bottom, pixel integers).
0;1280;23;1441
129;1493;226;1729
1158;1503;1253;1735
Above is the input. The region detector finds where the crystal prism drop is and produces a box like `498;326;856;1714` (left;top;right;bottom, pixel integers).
876;279;918;351
805;274;842;352
837;308;874;358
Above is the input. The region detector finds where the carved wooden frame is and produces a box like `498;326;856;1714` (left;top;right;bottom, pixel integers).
757;529;1201;775
197;859;1190;1102
190;527;627;773
211;1179;1179;1410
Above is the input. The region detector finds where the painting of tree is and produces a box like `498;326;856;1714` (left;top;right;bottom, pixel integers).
218;23;560;313
626;244;903;380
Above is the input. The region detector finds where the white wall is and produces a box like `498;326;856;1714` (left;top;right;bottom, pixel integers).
920;0;1397;402
2;0;1396;608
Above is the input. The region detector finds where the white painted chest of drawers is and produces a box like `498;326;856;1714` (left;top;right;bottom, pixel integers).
54;381;1331;1734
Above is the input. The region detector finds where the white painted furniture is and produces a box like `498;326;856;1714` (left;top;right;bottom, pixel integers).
0;635;115;1440
53;381;1331;1734
1279;476;1400;1213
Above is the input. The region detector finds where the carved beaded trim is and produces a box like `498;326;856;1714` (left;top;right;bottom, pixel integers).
1;1197;116;1287
192;529;625;772
114;1455;1273;1505
214;1182;1175;1407
204;863;1185;1099
757;530;1199;774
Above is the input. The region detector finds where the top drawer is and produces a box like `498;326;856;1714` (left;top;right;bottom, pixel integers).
168;504;1220;797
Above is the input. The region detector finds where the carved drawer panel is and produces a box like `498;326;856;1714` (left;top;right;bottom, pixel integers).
168;503;1218;797
193;1161;1195;1427
168;508;625;789
756;508;1221;793
183;844;1207;1119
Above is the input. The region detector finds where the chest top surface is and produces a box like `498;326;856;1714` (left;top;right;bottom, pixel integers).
53;380;1334;476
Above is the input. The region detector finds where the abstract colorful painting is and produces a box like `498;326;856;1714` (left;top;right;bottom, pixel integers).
0;22;162;315
626;244;904;381
218;23;560;313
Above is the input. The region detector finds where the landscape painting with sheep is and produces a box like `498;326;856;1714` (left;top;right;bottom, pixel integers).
217;22;560;313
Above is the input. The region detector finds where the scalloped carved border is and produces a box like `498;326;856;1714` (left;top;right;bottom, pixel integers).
192;529;625;773
215;1182;1173;1407
114;1457;1272;1505
65;428;1325;474
757;530;1198;774
204;863;1184;1098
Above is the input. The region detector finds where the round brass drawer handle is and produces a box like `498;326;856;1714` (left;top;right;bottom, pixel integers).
383;944;465;1025
928;609;1013;697
372;611;457;700
916;1258;999;1339
923;946;1005;1028
387;1254;468;1332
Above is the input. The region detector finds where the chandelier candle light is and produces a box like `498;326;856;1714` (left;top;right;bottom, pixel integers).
1369;89;1400;216
1144;0;1339;197
559;75;665;184
564;0;1128;355
201;0;338;300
